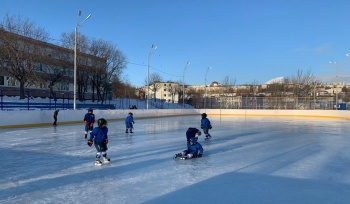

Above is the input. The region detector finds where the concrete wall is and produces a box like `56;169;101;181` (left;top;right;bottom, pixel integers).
0;109;199;128
1;109;349;128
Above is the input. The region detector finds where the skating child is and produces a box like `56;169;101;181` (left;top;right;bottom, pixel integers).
125;112;135;133
186;127;201;147
53;109;59;125
201;113;212;140
174;137;204;160
87;118;110;165
84;108;95;139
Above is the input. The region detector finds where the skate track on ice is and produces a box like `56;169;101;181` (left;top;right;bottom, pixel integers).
1;115;350;204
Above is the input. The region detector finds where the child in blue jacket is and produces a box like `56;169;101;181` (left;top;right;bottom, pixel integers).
87;118;110;165
125;112;135;133
201;113;212;140
174;137;204;160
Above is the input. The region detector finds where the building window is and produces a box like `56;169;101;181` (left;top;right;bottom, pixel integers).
6;77;18;87
57;83;69;91
164;89;166;91
35;63;43;72
0;76;4;86
164;84;166;86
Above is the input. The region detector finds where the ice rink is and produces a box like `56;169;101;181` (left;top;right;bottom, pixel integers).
1;115;350;204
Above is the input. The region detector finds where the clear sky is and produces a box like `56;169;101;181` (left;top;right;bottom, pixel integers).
1;0;350;86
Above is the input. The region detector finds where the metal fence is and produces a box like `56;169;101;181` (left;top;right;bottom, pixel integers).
1;90;348;110
191;96;348;110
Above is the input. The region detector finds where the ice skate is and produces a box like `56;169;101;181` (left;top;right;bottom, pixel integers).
103;156;110;163
95;158;102;165
173;153;182;159
130;131;133;134
85;134;87;139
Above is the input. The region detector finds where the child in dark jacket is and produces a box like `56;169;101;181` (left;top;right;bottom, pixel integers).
53;109;59;125
84;108;95;139
186;127;202;147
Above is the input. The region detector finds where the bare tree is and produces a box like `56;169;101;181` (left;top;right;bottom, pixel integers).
289;68;315;97
0;14;50;99
59;33;127;103
186;87;203;108
302;69;316;96
59;31;91;101
88;39;127;103
111;77;137;99
145;72;163;101
222;75;236;95
36;46;71;97
167;82;180;103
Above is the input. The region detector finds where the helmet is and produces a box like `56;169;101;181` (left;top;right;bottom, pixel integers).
98;118;107;128
189;137;197;145
201;113;207;118
88;108;93;113
187;127;194;133
129;112;133;116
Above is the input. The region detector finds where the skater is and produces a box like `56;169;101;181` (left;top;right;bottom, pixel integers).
87;118;110;165
125;112;135;133
53;109;59;125
84;108;95;139
186;127;201;147
174;137;204;160
201;113;212;140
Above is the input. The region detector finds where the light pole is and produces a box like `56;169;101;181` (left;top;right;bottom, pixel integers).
146;44;157;109
204;67;212;109
182;61;190;108
313;75;317;110
74;10;91;110
329;61;338;110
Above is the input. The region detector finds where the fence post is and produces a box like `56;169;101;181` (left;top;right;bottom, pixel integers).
67;93;70;109
27;90;30;110
49;92;52;110
0;89;3;110
62;94;65;110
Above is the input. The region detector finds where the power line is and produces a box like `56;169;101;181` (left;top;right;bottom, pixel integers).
126;61;182;78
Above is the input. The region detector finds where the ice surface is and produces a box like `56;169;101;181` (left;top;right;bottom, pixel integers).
1;116;350;204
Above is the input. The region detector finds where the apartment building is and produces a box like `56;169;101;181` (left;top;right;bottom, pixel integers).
0;30;106;100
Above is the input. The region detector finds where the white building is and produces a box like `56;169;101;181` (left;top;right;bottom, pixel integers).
147;81;181;103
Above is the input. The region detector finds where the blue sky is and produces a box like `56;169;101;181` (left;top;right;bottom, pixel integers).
1;0;350;86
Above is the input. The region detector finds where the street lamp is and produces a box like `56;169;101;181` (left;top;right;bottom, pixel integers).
204;67;212;109
74;10;91;110
146;44;157;109
182;61;190;108
329;61;338;110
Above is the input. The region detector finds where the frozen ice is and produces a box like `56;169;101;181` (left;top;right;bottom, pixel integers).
1;116;350;204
